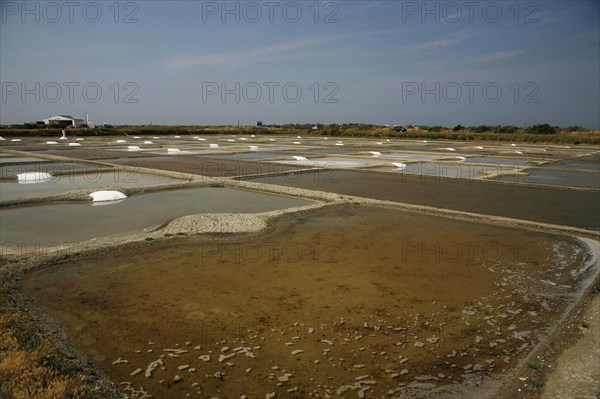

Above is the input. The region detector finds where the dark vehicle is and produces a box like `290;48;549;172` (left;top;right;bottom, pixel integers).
393;125;407;132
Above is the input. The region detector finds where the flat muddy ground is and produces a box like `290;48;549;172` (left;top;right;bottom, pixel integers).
22;206;589;399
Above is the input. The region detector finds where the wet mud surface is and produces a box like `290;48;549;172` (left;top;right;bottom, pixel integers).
22;206;589;399
248;170;600;230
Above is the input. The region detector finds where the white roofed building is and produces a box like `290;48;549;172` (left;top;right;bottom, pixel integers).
42;114;91;127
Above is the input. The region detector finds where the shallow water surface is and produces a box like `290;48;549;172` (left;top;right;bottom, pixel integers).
0;171;177;201
0;156;49;164
272;157;374;168
21;206;589;398
0;162;108;176
248;170;600;229
493;169;600;189
375;162;496;179
464;157;531;167
203;152;285;160
1;187;313;249
538;160;600;171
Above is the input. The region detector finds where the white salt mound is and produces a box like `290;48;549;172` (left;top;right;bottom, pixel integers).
11;139;22;142
209;144;219;148
128;146;142;151
116;139;126;143
17;172;52;184
249;146;259;151
46;141;58;145
144;141;154;144
89;190;127;202
167;148;181;154
392;162;407;170
69;143;81;146
293;156;308;161
0;136;5;140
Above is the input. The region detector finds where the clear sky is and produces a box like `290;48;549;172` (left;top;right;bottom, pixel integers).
1;0;599;128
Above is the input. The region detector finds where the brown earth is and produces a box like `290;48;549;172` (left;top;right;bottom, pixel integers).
21;206;588;399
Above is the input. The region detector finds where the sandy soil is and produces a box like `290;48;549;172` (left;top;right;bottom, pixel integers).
541;294;599;399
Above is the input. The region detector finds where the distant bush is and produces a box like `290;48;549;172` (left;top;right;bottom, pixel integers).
452;124;465;132
493;125;519;134
470;125;491;133
428;125;445;132
526;124;556;134
565;125;588;132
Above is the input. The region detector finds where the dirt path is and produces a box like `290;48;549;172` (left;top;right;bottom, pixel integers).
541;294;600;399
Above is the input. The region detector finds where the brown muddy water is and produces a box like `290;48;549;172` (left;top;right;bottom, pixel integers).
21;206;594;399
248;170;600;230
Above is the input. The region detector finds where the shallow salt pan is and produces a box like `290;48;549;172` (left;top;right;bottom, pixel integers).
0;187;314;247
275;157;372;168
1;172;177;201
379;153;442;162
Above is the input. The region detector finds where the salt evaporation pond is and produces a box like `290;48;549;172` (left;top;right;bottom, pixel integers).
538;160;600;171
0;162;108;176
1;187;313;249
379;153;444;162
206;152;286;160
464;157;532;167
101;156;304;177
493;169;600;189
247;170;600;229
0;156;50;164
0;171;177;201
272;157;374;168
308;148;355;155
20;206;596;398
376;162;494;179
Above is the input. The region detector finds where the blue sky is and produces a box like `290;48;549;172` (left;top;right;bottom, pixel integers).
1;0;599;128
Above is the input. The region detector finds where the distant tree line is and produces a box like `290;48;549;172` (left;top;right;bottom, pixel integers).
412;124;589;135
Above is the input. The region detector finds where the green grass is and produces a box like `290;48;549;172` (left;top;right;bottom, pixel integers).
176;232;187;236
530;379;544;388
164;233;173;237
582;321;590;328
144;237;154;241
527;362;541;370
